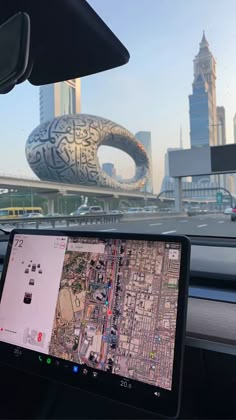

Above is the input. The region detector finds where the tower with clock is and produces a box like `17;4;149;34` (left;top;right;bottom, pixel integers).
189;32;218;148
193;32;216;100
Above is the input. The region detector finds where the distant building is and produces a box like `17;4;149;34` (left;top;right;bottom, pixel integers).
189;32;217;147
161;178;220;200
162;128;185;192
217;106;226;145
233;115;236;195
135;131;153;193
39;79;81;124
102;163;116;178
226;175;235;193
161;175;174;193
234;113;236;143
116;174;124;182
215;107;227;189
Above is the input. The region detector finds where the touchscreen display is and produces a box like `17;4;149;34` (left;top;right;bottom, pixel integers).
0;233;182;392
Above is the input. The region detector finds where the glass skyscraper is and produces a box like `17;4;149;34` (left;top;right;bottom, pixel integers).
189;33;217;148
189;73;212;147
39;79;81;124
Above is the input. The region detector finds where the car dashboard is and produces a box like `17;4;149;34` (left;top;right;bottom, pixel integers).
0;233;235;419
0;234;234;354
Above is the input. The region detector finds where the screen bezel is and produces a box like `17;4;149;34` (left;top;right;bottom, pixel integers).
0;229;190;418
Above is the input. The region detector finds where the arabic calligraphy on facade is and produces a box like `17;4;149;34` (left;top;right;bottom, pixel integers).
25;114;149;191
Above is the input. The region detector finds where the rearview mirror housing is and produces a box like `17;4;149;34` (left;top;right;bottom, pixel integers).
0;0;129;93
0;12;30;93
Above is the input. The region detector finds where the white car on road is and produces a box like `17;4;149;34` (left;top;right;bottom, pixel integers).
22;213;44;218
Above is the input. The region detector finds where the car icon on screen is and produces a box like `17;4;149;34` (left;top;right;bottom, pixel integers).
23;292;32;304
29;279;35;286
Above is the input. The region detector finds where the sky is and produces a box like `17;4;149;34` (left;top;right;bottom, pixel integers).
0;0;236;192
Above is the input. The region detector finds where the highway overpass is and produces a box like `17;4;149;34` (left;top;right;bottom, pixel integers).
0;174;224;212
0;174;157;212
0;175;156;199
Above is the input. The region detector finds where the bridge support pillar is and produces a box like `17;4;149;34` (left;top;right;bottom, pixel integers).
48;197;55;215
38;191;63;215
174;177;183;213
99;196;114;213
101;199;110;213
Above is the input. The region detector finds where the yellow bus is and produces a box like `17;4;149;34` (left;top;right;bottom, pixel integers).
0;207;43;218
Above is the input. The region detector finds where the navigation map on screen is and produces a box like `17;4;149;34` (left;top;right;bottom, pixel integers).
0;234;181;391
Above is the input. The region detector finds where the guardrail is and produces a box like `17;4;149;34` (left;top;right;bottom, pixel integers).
0;211;189;231
0;214;123;229
187;209;223;216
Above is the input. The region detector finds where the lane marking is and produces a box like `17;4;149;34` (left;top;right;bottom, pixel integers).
179;220;188;223
98;228;117;232
162;230;176;234
218;221;225;224
197;224;207;228
149;223;163;226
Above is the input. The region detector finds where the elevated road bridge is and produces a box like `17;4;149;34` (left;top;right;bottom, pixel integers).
0;174;156;213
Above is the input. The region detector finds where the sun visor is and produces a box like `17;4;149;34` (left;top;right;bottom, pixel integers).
0;0;130;85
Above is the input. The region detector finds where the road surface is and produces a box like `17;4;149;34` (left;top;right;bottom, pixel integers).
2;214;235;236
20;213;235;236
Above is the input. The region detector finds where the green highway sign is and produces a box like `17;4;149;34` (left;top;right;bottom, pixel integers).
216;192;223;205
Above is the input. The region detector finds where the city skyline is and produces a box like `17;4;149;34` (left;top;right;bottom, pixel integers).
0;0;236;192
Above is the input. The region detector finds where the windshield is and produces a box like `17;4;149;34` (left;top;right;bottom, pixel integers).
0;0;236;237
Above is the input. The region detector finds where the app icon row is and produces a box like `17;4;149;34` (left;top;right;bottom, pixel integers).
38;355;98;378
